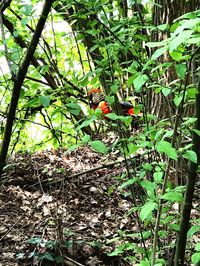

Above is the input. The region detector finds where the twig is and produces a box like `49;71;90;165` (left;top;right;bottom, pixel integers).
64;255;85;266
0;214;25;241
41;153;143;186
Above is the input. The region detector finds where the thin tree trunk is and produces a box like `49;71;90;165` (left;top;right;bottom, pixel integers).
0;0;55;177
174;73;200;265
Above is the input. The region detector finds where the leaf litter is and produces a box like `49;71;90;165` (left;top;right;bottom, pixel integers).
0;145;134;265
0;143;199;265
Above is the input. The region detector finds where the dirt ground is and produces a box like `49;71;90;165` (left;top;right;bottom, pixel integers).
0;145;199;266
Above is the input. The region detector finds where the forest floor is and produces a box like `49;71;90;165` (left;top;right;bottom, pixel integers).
0;137;199;266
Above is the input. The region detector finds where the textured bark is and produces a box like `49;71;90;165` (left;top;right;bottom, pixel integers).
149;0;200;117
0;0;54;177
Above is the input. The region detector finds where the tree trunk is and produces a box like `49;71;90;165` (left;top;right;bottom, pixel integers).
0;0;55;177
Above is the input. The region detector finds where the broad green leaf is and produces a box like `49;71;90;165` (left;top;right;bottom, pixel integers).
163;130;174;139
105;113;132;127
40;65;49;74
21;17;28;27
23;4;33;16
174;18;200;35
38;252;54;261
120;116;133;127
187;87;198;99
153;171;163;183
105;113;118;120
183;150;197;163
187;225;200;238
151;47;166;60
193;129;200;136
39;95;50;108
13;30;19;37
66;103;81;115
195;243;200;252
133;74;148;92
161;191;183;202
127;143;140;155
140;201;158;222
82;134;90;143
142;163;153;172
141;180;156;198
186;37;200;44
156;140;177;160
174;94;183;107
170;51;183;61
127;75;135;87
146;41;164;48
118;177;137;190
79;76;89;87
176;63;187;79
192;252;200;264
162;87;171;97
76;117;96;131
157;23;168;31
90;140;108;154
169;30;193;51
27;98;39;107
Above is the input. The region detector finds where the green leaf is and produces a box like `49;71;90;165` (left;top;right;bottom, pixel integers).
118;177;137;190
105;113;132;127
193;129;200;136
40;65;49;74
176;63;187;79
183;150;197;163
66;103;81;115
23;4;33;16
26;237;42;244
127;143;140;155
161;191;183;202
153;171;163;183
133;74;148;92
127;75;136;87
170;51;183;61
162;87;171;97
82;134;90;143
90;140;108;154
76;117;96;131
105;113;118;120
38;252;54;261
39;96;51;108
146;41;164;48
195;243;200;252
141;180;156;198
169;30;193;52
187;225;200;238
174;18;200;35
151;47;166;60
192;252;200;264
174;94;183;107
140;201;158;222
157;24;168;31
156;140;177;160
